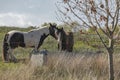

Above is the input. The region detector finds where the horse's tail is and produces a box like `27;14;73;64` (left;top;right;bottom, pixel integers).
2;33;9;62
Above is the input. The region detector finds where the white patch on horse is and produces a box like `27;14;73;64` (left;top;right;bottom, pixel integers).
23;27;49;48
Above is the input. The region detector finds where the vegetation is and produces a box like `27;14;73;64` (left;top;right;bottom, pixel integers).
0;26;120;80
0;52;120;80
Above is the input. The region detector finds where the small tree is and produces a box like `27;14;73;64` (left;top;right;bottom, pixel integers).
57;0;120;80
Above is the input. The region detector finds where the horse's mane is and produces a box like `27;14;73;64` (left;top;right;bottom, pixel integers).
8;30;23;34
28;26;48;32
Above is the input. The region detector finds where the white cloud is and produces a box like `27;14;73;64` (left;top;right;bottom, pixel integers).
0;0;61;27
0;12;60;27
0;12;36;27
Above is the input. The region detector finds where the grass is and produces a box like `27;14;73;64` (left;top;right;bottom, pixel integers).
0;52;120;80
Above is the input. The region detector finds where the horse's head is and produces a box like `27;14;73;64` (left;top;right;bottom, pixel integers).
55;27;65;41
49;23;59;40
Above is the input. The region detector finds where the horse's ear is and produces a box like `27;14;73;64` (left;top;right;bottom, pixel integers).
49;23;52;27
53;23;57;27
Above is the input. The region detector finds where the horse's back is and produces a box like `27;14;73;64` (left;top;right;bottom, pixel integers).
8;30;22;34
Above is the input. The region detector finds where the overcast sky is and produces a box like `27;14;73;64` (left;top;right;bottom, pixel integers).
0;0;61;27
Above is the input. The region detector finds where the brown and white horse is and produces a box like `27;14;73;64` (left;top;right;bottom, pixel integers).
57;28;74;52
2;23;59;62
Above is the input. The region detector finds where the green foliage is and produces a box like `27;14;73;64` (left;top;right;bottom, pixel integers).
58;24;72;32
87;27;96;34
0;60;21;70
0;26;32;33
41;22;57;27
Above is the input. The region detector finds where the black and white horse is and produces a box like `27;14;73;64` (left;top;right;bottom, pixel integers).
2;23;59;62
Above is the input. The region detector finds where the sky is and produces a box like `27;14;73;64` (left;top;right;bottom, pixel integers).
0;0;61;27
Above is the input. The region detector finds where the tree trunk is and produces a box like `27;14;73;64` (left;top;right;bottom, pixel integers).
108;50;114;80
107;39;114;80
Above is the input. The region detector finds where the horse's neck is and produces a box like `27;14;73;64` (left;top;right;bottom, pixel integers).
40;27;50;35
57;31;65;43
29;27;50;35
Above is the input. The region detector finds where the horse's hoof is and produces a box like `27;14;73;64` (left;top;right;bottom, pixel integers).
13;59;18;63
9;58;18;63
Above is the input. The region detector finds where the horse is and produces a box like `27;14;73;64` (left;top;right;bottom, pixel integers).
66;32;74;52
2;23;60;62
57;27;67;51
57;28;74;52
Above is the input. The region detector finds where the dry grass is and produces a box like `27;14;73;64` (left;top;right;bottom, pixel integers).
0;52;120;80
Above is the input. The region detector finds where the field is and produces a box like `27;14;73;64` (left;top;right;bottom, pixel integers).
0;27;120;80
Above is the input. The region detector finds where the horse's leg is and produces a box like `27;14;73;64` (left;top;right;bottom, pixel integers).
35;43;40;52
9;48;17;62
4;51;10;63
29;49;36;59
31;48;38;53
30;45;39;57
58;43;60;50
29;43;40;59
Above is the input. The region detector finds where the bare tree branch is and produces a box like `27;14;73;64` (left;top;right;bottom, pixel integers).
105;0;111;35
67;2;91;27
95;29;108;49
112;0;120;33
